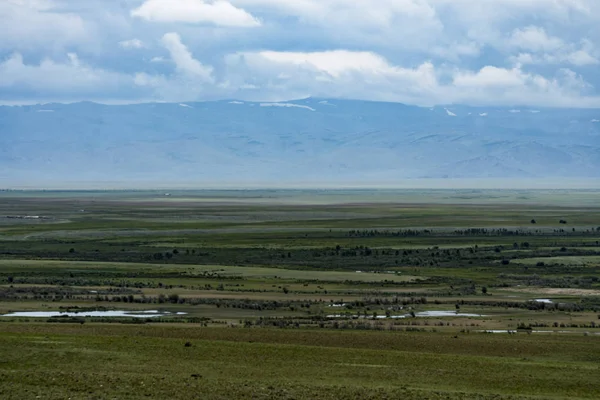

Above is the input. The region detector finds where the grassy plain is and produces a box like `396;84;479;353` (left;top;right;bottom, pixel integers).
1;325;599;400
0;189;599;399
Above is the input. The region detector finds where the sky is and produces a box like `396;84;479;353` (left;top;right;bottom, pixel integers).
2;0;600;107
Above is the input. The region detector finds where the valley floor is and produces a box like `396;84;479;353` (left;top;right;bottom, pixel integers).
0;189;599;399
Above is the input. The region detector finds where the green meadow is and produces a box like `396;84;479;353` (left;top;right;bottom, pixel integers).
0;189;599;399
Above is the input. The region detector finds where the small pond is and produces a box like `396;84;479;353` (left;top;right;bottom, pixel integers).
0;310;187;318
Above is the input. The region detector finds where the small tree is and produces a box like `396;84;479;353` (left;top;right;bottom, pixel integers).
481;286;488;295
530;219;536;224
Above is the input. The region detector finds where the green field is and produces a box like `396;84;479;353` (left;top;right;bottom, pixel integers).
0;189;599;399
1;325;599;400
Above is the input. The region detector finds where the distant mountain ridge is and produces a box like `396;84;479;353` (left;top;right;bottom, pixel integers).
2;98;599;185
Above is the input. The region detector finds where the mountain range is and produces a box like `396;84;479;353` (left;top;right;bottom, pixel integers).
2;98;599;186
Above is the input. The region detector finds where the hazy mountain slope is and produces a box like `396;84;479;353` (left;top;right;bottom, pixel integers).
2;98;599;184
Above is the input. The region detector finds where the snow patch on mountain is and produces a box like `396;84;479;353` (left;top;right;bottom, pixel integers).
260;103;316;111
319;100;335;106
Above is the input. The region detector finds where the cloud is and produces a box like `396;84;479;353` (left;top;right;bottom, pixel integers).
2;0;600;107
448;65;596;107
512;50;599;66
0;0;89;51
431;42;481;61
131;0;260;27
258;51;404;78
509;26;564;52
234;0;438;25
566;50;599;66
161;33;214;82
504;26;599;67
453;66;526;88
224;50;439;104
0;52;139;102
119;39;145;49
231;0;444;54
132;33;215;101
221;50;600;107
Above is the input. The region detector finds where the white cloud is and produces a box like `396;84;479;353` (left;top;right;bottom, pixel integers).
0;52;136;102
161;33;214;82
232;0;443;52
119;38;145;49
131;0;260;27
222;50;600;107
507;28;599;67
0;0;89;50
3;0;600;107
225;50;439;104
232;0;598;58
453;66;525;88
431;41;481;60
509;26;564;52
511;50;599;66
566;50;599;66
233;0;438;25
447;65;597;107
258;51;401;78
132;33;216;101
